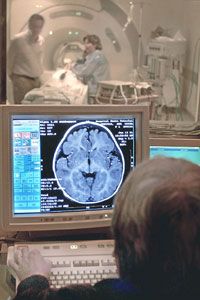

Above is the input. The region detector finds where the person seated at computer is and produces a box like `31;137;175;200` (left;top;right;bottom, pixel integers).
72;34;110;104
9;157;200;300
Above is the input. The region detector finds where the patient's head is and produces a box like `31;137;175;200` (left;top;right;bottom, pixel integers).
112;157;200;295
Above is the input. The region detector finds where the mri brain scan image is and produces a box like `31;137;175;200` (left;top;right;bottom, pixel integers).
53;121;125;204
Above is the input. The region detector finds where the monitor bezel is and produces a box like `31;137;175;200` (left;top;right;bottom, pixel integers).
1;104;149;232
150;136;200;147
0;0;6;104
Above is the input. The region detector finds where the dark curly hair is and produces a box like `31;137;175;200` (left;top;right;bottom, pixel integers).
83;34;102;50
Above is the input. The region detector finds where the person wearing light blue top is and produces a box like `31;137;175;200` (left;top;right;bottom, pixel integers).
72;34;110;103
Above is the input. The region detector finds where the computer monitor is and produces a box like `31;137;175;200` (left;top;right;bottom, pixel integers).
0;105;149;232
150;136;200;165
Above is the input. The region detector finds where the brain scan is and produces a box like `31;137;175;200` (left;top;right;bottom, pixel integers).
53;121;125;204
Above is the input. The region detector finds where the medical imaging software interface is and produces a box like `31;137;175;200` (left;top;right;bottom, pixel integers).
150;145;200;165
12;115;136;215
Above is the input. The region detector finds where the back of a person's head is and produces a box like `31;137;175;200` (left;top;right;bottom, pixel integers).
112;157;200;296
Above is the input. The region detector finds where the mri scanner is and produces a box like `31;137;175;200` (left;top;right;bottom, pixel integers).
8;0;140;82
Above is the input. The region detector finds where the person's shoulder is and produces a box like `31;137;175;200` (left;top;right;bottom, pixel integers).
14;30;27;40
10;31;27;45
94;278;141;300
94;50;104;57
38;34;45;44
52;283;96;300
93;50;107;62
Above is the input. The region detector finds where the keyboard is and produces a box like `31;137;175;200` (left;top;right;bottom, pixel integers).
7;239;118;288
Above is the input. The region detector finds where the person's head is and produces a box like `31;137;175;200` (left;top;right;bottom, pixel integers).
83;34;102;54
112;157;200;295
28;14;45;38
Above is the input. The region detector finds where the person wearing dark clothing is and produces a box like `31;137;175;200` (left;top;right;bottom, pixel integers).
9;157;200;300
13;276;141;300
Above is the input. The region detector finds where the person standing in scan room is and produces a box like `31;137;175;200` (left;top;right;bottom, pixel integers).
7;14;45;104
72;34;110;104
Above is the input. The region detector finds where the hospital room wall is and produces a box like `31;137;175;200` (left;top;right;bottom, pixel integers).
7;0;184;66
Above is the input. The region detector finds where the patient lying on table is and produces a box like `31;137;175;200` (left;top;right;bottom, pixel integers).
23;66;88;105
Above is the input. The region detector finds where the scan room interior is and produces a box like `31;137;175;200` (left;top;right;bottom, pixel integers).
5;0;200;125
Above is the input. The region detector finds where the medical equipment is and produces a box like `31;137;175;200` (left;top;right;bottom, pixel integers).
95;80;158;119
146;38;186;115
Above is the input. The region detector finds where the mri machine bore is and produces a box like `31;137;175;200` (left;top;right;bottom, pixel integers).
7;0;140;104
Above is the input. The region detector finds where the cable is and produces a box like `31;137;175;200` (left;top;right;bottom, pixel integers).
119;84;128;104
122;2;135;32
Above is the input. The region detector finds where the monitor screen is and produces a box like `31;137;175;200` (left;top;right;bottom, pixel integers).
1;105;149;232
150;137;200;165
